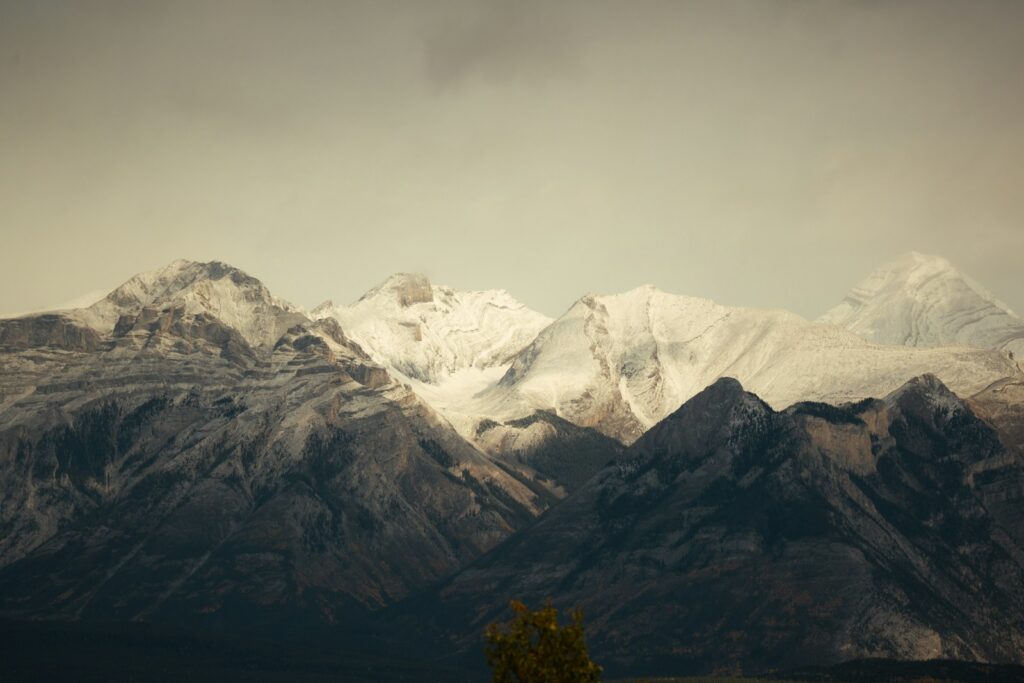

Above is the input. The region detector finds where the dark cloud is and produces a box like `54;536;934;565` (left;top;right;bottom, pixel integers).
421;0;580;89
1;0;1023;318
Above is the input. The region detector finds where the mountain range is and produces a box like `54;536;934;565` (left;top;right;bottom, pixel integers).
392;375;1024;677
0;261;550;633
301;254;1020;450
2;252;1024;678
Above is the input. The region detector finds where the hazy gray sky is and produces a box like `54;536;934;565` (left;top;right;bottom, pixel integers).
2;0;1022;318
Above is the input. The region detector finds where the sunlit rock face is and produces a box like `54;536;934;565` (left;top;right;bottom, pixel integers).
396;376;1024;678
0;314;101;352
0;261;549;634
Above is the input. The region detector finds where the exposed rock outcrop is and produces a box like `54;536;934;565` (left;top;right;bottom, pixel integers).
363;273;434;308
0;261;550;636
0;315;101;352
474;410;625;494
392;376;1024;677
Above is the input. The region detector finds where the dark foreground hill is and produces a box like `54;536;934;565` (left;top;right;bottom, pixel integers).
384;375;1024;678
0;618;473;683
778;657;1024;683
4;619;1024;683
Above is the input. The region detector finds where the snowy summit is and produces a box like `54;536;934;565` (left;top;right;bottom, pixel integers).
823;252;1024;358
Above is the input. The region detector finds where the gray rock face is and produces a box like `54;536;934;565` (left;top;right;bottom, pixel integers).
80;259;310;348
474;410;625;494
966;378;1024;548
112;305;257;364
0;315;101;352
0;262;545;634
399;376;1024;677
971;378;1024;456
360;273;434;308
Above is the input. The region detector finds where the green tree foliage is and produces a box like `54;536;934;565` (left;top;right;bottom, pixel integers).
484;600;603;683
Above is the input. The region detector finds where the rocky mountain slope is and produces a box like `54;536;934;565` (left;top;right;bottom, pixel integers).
311;273;624;492
970;378;1024;457
395;375;1024;677
0;261;549;633
472;410;625;495
823;252;1024;358
4;256;1024;671
466;285;1020;443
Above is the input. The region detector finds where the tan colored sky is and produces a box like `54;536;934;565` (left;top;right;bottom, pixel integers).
2;0;1022;318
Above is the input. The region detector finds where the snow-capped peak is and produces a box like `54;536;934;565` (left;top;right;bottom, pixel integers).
66;259;306;347
356;272;434;308
831;252;1003;310
101;260;260;308
314;275;552;389
822;252;1024;356
471;282;1020;444
310;300;336;318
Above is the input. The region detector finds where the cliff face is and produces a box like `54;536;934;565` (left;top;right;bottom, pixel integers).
966;378;1024;548
397;376;1024;677
0;314;102;352
6;259;1024;675
971;378;1024;455
0;264;547;635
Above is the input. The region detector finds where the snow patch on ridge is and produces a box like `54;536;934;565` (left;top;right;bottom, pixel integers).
470;283;1022;443
314;274;552;387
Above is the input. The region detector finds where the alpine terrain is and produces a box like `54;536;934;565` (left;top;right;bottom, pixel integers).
394;375;1024;677
466;285;1021;443
823;252;1024;359
312;273;622;492
1;256;1023;680
0;260;548;633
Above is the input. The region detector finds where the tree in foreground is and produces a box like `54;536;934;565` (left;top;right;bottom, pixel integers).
484;600;603;682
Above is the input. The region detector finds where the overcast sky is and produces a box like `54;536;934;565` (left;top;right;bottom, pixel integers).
2;0;1022;318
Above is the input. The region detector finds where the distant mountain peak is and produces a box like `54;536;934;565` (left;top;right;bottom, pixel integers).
885;372;955;403
882;373;973;423
898;250;952;266
618;283;663;298
55;259;309;348
310;300;335;317
631;375;774;457
96;259;270;309
358;272;434;307
823;253;1024;356
315;275;551;388
704;374;746;394
841;252;965;301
